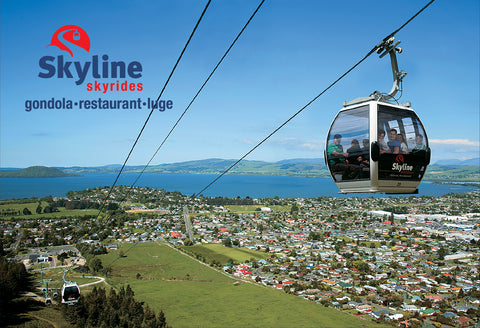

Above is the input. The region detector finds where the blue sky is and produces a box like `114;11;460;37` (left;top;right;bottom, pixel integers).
1;0;478;168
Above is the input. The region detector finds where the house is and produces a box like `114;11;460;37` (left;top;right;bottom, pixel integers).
401;304;418;312
453;305;477;313
442;311;458;319
370;309;389;319
356;304;371;313
348;300;362;309
455;316;471;327
399;318;420;327
389;313;404;321
425;295;442;303
419;308;436;317
37;255;50;263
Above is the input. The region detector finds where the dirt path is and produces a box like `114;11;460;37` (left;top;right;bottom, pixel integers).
78;276;107;287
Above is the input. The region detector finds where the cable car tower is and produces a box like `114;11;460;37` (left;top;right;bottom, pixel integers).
325;37;430;193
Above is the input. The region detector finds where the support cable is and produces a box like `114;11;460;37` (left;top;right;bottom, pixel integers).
103;0;265;267
195;0;435;196
95;0;212;218
131;0;266;188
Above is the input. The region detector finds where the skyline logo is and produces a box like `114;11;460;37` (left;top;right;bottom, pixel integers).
392;154;413;172
395;154;404;164
47;25;90;57
39;25;143;92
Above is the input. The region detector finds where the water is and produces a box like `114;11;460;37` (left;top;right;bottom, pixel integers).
0;173;477;200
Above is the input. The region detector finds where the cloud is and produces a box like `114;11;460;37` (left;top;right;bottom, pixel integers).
428;138;480;161
238;138;255;145
270;138;324;151
429;139;480;146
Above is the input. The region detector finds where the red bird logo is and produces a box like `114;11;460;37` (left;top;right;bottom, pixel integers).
47;25;90;57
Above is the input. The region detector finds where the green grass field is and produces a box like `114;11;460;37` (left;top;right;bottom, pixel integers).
0;201;99;219
100;242;387;328
33;268;107;293
180;243;267;265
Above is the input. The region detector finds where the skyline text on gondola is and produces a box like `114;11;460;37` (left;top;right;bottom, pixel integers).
392;162;413;172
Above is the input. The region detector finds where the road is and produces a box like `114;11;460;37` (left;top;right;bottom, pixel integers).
79;276;107;287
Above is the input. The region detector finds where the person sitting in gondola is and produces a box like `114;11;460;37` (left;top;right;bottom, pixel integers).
413;134;426;151
378;129;389;154
347;139;369;178
397;133;409;154
386;128;400;154
361;138;371;165
327;134;360;180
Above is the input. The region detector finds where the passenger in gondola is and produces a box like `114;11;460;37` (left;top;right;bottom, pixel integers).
386;128;400;154
397;133;409;154
347;139;366;166
347;139;369;179
378;129;389;154
362;139;370;155
327;134;361;180
413;134;426;151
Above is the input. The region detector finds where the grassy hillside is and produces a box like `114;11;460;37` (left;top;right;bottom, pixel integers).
0;201;98;219
100;242;387;328
179;243;267;265
424;165;480;182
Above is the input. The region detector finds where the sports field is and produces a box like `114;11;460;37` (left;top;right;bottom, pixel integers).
180;243;267;265
100;242;387;328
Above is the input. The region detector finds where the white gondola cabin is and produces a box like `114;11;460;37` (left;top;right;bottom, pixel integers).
325;100;430;193
325;37;430;193
61;281;81;304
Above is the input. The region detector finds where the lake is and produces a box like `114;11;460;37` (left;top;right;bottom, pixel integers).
0;173;477;200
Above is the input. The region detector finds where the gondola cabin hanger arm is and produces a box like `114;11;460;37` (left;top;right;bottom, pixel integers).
325;38;431;194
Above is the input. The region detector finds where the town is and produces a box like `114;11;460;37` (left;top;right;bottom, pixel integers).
2;186;480;327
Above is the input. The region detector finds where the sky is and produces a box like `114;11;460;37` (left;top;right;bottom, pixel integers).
1;0;479;168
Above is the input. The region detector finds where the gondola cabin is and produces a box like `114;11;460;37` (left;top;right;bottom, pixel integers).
61;281;80;304
325;100;430;193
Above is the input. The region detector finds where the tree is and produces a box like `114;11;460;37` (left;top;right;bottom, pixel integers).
61;285;170;327
183;238;193;246
223;237;232;248
438;246;447;260
290;204;299;214
22;207;32;215
35;203;42;214
89;257;103;273
0;256;36;319
57;252;69;264
106;203;119;211
102;265;112;277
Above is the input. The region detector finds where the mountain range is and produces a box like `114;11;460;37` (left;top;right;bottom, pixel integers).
0;158;478;181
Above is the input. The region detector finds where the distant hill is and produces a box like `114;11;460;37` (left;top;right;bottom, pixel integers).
3;157;478;181
55;158;331;178
434;157;480;166
0;166;79;178
275;158;324;165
